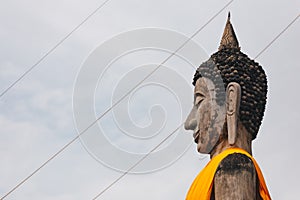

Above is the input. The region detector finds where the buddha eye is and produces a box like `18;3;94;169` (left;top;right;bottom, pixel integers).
195;98;204;106
194;94;205;106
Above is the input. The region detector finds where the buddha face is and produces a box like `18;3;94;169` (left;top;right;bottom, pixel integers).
184;77;226;154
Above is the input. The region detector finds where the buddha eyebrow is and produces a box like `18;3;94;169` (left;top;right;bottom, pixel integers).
194;92;205;101
195;92;205;97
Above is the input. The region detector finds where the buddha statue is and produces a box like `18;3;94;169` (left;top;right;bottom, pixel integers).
184;13;271;200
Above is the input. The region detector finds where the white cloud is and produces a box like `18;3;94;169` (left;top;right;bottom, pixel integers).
1;0;300;199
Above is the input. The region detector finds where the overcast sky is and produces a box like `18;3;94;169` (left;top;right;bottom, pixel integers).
0;0;299;199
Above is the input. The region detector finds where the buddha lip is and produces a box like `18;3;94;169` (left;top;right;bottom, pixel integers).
193;131;200;143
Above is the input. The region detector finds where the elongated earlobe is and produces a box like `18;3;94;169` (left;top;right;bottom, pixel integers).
226;82;241;145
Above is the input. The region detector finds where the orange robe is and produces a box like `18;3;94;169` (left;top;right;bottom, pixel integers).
186;148;271;200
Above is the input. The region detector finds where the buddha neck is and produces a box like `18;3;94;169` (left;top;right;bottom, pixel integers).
210;122;252;159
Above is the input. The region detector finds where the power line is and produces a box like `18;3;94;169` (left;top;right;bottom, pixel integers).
90;12;300;200
0;0;112;98
93;1;241;199
0;135;80;200
2;5;297;200
9;2;300;200
255;13;300;59
92;123;183;200
0;1;234;199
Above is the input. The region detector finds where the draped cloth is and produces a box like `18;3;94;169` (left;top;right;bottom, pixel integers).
186;148;271;200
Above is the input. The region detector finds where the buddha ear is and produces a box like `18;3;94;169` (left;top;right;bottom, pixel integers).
226;82;241;145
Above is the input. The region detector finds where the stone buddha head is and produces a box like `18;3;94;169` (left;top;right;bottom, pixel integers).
184;14;268;156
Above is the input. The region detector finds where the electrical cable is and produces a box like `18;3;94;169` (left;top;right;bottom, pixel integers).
0;0;112;98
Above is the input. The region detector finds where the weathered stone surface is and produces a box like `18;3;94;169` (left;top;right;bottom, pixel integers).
185;13;269;199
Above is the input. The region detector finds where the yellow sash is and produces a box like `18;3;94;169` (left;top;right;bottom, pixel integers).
186;148;271;200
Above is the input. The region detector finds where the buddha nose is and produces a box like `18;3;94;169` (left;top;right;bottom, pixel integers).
184;107;197;131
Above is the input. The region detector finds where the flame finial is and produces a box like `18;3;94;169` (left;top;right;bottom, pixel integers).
219;12;240;50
